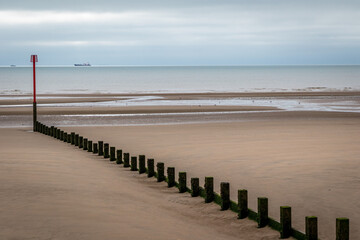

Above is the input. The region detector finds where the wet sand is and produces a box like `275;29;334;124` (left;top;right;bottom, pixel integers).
1;91;360;106
0;128;281;240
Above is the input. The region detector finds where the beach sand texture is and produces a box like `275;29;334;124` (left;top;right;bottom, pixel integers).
60;112;360;240
0;128;281;240
1;92;359;239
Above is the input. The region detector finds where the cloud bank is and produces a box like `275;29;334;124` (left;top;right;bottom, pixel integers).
1;0;359;65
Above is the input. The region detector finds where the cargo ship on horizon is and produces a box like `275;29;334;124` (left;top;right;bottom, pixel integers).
74;62;91;66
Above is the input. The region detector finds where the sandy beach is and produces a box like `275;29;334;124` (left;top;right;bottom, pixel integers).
0;128;281;240
1;92;360;239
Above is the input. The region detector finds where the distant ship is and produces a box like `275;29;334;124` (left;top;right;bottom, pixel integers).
74;62;91;66
10;65;16;67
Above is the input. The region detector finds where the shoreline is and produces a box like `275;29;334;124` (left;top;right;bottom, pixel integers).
1;91;359;116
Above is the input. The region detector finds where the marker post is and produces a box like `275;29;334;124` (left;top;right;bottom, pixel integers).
31;55;38;131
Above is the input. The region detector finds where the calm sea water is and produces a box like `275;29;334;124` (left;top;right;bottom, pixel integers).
1;65;360;95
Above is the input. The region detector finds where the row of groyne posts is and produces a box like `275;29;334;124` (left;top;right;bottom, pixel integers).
33;121;350;240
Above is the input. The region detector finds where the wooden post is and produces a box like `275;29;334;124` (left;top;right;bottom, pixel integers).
167;167;175;187
104;143;109;158
57;129;60;139
131;156;137;171
306;216;318;240
116;149;123;164
88;140;93;152
71;132;75;144
79;136;83;148
110;147;116;161
123;153;130;167
138;155;146;174
336;218;349;240
93;143;98;154
75;134;79;146
60;131;64;141
191;178;199;197
257;197;268;228
51;126;54;137
156;162;165;182
63;132;67;142
204;177;214;203
280;206;291;238
178;172;187;193
98;141;103;156
238;189;248;219
83;138;88;151
147;159;154;177
220;182;230;210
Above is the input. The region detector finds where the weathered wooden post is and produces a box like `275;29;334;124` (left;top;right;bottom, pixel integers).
83;138;88;150
60;131;64;141
93;143;98;154
179;172;187;193
138;155;146;174
191;178;199;197
87;140;92;152
167;167;175;187
257;197;268;228
280;206;291;238
116;149;123;164
71;132;75;144
63;132;67;142
67;133;71;143
104;143;109;158
336;218;349;240
220;182;230;210
131;156;137;171
147;159;154;177
51;126;54;137
110;147;116;161
57;129;60;139
79;136;83;148
75;134;79;146
98;141;103;156
54;127;57;138
156;162;165;182
305;216;318;240
123;153;130;167
238;189;248;219
204;177;214;203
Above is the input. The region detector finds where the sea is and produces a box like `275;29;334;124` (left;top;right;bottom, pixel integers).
1;65;360;117
1;65;360;95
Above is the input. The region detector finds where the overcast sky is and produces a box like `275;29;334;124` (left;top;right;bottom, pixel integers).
1;0;360;65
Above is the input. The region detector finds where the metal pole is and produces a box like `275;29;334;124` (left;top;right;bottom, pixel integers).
31;55;38;132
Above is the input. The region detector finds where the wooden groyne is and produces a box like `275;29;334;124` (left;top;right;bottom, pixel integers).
34;121;350;240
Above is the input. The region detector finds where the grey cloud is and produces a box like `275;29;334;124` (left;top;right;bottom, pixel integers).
0;0;360;65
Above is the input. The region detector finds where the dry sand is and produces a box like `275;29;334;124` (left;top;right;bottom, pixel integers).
0;128;282;240
60;112;360;240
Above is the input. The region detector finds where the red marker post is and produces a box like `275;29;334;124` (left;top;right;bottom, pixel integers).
31;55;38;131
